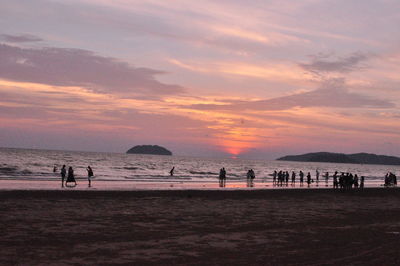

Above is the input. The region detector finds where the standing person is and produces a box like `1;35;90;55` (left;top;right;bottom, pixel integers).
66;166;77;187
272;170;277;185
316;170;320;183
53;164;58;173
353;174;359;189
307;172;311;186
291;171;296;185
333;172;338;189
246;169;252;187
87;166;94;187
285;171;289;185
60;165;66;188
299;171;304;186
169;166;175;176
219;167;226;187
360;176;365;189
325;172;329;186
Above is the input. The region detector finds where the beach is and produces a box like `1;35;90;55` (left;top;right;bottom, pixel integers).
1;188;400;265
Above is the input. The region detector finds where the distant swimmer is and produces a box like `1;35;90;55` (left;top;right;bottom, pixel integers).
60;165;66;188
170;166;175;176
87;166;94;187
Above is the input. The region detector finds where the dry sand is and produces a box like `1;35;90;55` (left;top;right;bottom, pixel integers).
1;188;400;265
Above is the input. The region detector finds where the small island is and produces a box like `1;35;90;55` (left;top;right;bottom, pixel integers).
126;145;172;156
277;152;400;166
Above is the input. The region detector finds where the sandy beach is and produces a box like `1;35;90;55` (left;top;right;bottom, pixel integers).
1;188;399;265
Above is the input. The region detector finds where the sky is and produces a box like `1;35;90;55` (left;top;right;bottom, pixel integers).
0;0;399;159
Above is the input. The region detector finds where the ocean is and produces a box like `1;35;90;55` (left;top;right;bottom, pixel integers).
0;147;398;189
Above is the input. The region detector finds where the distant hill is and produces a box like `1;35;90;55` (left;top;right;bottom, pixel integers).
126;145;172;156
277;152;400;166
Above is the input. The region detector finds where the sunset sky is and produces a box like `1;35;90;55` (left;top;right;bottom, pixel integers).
1;0;399;159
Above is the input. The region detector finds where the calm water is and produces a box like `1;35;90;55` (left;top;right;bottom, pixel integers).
0;148;398;187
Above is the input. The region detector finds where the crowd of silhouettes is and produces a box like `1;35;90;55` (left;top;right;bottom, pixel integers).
331;171;365;190
52;163;396;189
271;170;369;189
273;170;316;187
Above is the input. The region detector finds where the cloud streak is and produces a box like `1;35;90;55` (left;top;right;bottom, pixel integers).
186;79;395;111
0;43;184;97
0;34;42;43
299;52;370;74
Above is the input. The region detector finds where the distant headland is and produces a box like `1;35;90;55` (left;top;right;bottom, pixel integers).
277;152;400;166
126;145;172;156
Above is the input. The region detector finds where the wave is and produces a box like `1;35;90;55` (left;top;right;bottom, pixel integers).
189;171;218;175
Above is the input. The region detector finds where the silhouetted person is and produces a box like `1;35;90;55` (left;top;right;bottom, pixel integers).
339;172;344;189
87;166;94;187
272;170;277;184
354;174;359;189
66;166;77;187
333;172;338;189
285;171;289;185
278;171;283;186
360;176;365;189
219;167;226;187
307;172;311;186
53;165;57;173
60;165;66;188
299;171;304;186
316;170;320;183
291;171;296;185
246;169;252;187
325;172;329;186
170;166;175;176
246;169;255;187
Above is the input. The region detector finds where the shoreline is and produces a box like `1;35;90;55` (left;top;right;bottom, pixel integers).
0;178;385;191
0;186;398;197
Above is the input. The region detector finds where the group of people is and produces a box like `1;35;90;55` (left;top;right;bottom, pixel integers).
57;165;94;188
272;170;324;187
384;172;397;187
54;164;397;189
331;171;364;189
218;167;227;187
246;169;256;187
214;168;372;189
272;170;366;189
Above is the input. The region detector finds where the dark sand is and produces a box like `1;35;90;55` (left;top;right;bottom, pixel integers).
1;188;400;265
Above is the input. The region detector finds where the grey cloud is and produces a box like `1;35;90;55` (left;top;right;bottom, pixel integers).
0;34;43;43
187;79;395;111
0;43;184;97
299;52;369;74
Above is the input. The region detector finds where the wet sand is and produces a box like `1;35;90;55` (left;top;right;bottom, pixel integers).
1;188;400;265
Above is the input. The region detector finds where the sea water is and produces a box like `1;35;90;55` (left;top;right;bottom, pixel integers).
0;147;399;188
